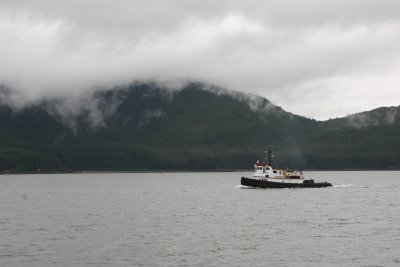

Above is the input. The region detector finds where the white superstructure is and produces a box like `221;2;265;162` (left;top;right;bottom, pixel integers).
252;162;304;184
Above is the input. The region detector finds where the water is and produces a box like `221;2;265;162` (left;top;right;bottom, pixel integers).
1;171;399;266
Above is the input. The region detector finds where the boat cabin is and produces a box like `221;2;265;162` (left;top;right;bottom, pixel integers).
253;161;302;179
254;163;271;173
253;162;283;178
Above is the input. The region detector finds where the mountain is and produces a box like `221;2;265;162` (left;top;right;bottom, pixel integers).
1;82;400;172
308;107;400;169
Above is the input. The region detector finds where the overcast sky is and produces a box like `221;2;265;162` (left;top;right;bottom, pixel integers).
1;0;399;120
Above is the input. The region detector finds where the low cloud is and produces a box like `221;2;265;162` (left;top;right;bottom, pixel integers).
1;0;400;120
345;106;400;128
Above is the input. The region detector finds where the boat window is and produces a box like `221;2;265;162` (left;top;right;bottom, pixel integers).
273;171;277;173
265;167;270;170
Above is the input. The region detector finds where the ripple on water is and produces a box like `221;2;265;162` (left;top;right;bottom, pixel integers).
0;171;399;267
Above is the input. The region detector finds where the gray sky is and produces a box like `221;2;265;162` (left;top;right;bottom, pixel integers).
1;0;399;120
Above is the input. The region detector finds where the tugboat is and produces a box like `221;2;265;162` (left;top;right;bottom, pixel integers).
241;147;332;188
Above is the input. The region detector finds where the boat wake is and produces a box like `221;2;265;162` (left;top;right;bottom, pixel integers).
235;185;253;189
333;184;354;188
333;184;395;188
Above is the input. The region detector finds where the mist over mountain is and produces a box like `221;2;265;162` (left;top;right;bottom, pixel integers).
1;0;400;120
1;82;400;172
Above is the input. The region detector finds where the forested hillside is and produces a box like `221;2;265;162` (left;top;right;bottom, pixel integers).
1;82;400;172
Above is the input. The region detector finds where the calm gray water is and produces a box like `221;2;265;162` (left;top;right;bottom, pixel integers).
1;171;399;267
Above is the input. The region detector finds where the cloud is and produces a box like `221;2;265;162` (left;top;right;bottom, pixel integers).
0;0;400;120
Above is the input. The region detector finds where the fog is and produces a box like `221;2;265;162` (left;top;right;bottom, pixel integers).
1;0;399;119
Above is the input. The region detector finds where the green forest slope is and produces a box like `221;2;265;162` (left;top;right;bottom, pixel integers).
1;82;400;172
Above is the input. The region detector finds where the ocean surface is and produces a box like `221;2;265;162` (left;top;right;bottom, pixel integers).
1;171;399;267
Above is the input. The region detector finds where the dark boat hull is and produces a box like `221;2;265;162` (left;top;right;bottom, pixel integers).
241;177;332;188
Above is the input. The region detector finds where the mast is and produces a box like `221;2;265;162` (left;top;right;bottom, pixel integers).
264;146;273;166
